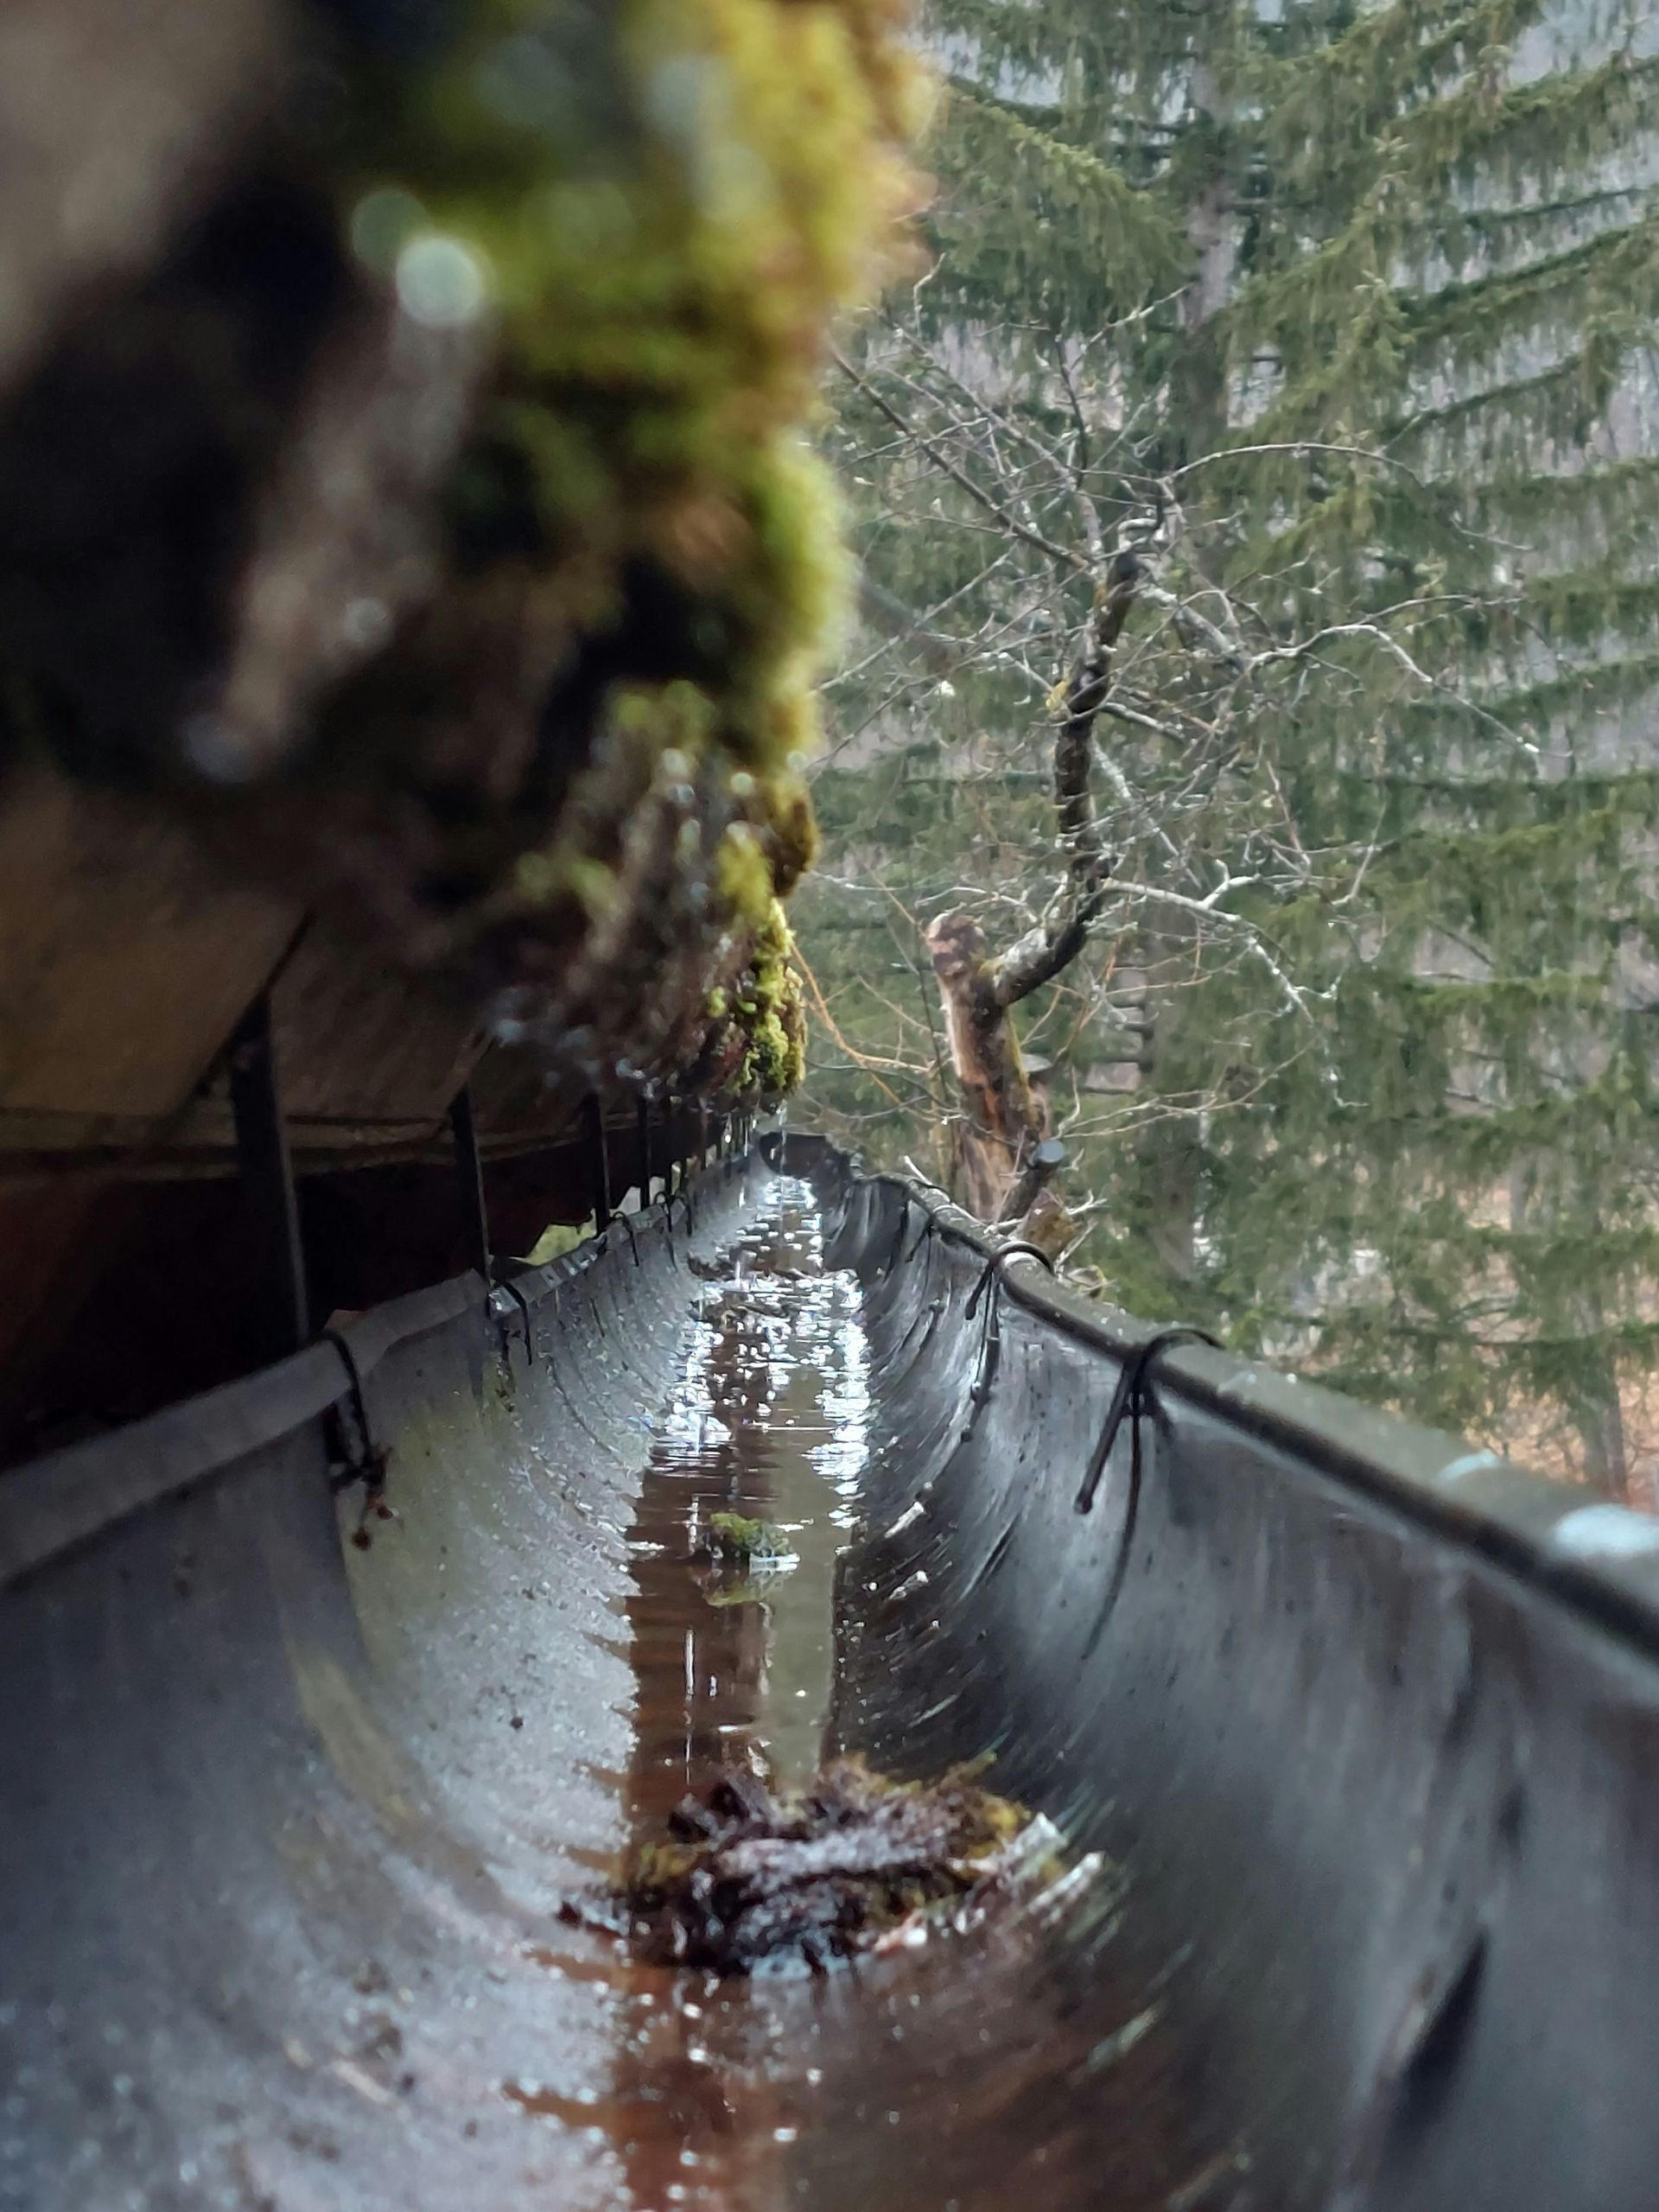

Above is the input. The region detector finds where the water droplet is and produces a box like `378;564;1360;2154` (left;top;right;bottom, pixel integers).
396;234;490;329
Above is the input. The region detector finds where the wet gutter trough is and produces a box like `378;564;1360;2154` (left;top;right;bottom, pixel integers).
798;1133;1659;2212
2;1141;1658;2210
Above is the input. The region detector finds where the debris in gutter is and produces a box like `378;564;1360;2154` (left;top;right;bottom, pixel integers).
698;1510;794;1567
615;1757;1076;1975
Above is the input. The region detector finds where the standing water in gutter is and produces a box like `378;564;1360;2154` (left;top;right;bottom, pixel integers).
629;1186;868;1823
520;1178;1243;2212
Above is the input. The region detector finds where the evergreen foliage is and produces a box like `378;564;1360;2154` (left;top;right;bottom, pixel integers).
804;0;1659;1488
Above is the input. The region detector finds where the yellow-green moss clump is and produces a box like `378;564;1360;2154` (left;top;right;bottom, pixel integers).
736;896;808;1098
289;0;921;1096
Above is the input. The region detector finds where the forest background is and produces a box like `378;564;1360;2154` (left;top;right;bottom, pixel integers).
795;0;1659;1499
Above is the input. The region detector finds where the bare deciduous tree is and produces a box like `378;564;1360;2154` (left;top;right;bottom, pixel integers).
826;317;1457;1250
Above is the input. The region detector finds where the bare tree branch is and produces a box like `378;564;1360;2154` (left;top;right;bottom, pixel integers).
991;548;1141;1007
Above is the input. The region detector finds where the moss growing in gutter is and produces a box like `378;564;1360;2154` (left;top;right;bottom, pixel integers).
700;1510;791;1563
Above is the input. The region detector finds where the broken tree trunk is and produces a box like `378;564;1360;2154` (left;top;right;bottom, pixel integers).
925;909;1047;1224
925;551;1140;1247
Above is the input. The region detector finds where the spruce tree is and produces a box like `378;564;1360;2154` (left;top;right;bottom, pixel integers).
802;0;1659;1493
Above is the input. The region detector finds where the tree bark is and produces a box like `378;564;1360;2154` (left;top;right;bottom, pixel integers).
1132;59;1238;1287
925;910;1046;1223
1574;1347;1630;1501
926;552;1141;1246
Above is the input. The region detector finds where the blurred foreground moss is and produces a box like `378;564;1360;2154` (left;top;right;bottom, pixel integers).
0;0;922;1104
317;0;921;1095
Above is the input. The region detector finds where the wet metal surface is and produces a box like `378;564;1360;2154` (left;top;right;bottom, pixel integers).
0;1172;758;2212
0;1166;1212;2212
797;1139;1659;2212
10;1148;1659;2209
